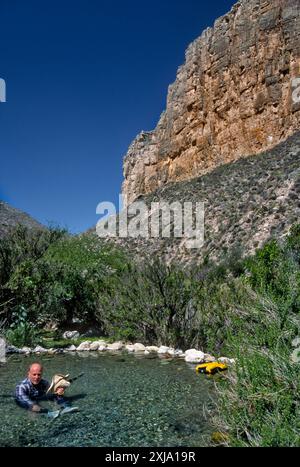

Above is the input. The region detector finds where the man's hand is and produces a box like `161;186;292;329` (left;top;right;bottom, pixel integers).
31;404;41;412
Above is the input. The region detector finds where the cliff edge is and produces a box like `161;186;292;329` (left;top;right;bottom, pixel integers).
122;0;300;204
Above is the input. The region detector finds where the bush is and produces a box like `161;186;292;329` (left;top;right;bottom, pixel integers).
0;227;128;328
97;259;197;347
5;306;39;347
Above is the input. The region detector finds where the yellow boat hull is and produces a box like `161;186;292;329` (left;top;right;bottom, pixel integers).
195;362;228;375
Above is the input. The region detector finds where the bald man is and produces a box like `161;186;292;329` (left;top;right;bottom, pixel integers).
15;362;50;412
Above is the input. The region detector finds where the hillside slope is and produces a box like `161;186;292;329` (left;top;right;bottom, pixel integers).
93;131;300;265
0;201;44;238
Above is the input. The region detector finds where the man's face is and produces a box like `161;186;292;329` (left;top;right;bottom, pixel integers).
28;364;43;385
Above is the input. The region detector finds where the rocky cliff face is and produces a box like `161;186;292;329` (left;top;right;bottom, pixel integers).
122;0;300;205
105;131;300;265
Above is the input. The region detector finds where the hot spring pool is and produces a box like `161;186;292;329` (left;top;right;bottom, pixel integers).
0;352;214;447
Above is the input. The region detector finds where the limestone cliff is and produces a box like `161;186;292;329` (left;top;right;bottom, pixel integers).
122;0;300;205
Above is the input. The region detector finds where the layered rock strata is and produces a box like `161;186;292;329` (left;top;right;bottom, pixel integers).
122;0;300;204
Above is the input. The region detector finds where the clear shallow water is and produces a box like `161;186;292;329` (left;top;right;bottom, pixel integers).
0;352;214;447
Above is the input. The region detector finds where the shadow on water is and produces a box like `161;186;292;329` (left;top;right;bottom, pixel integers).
65;393;87;403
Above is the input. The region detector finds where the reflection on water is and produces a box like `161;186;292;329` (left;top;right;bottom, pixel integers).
0;352;214;447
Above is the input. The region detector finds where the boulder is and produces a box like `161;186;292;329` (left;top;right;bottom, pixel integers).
5;344;23;354
157;346;170;354
66;345;77;352
145;346;159;353
63;331;80;340
133;343;146;352
32;346;48;354
106;341;124;351
89;342;100;351
174;349;184;357
77;341;91;351
218;357;236;365
184;349;205;363
204;354;216;363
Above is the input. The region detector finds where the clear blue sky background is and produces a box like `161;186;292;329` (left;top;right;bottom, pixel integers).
0;0;236;233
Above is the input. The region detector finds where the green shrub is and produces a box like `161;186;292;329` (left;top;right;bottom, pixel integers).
97;259;197;347
5;306;39;347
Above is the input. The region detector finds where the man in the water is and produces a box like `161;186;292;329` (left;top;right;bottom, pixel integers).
15;362;67;412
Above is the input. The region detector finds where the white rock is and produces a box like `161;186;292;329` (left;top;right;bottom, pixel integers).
98;345;107;351
67;345;77;352
184;349;205;363
133;343;146;352
33;346;48;353
204;354;216;363
107;341;124;351
218;357;236;365
125;344;135;352
77;341;91;351
95;340;107;347
157;346;170;354
167;348;176;356
63;331;80;339
292;337;300;348
145;346;159;353
89;342;100;351
21;347;32;354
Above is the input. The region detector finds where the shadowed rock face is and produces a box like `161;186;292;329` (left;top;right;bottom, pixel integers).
122;0;300;205
0;201;44;238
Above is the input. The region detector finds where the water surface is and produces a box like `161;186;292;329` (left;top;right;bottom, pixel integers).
0;352;214;447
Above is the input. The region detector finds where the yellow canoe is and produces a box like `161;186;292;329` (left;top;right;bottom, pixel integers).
195;362;228;375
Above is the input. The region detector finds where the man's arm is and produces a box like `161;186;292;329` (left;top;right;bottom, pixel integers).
15;382;36;411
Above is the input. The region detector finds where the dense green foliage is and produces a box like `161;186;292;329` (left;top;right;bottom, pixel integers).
0;226;128;333
97;260;197;346
0;224;299;446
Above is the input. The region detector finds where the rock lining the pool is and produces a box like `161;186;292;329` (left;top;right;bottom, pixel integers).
5;341;235;365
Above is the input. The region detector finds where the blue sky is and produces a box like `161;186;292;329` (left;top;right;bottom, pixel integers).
0;0;236;233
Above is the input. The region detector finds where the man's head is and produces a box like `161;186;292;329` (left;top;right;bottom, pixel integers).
27;362;43;385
